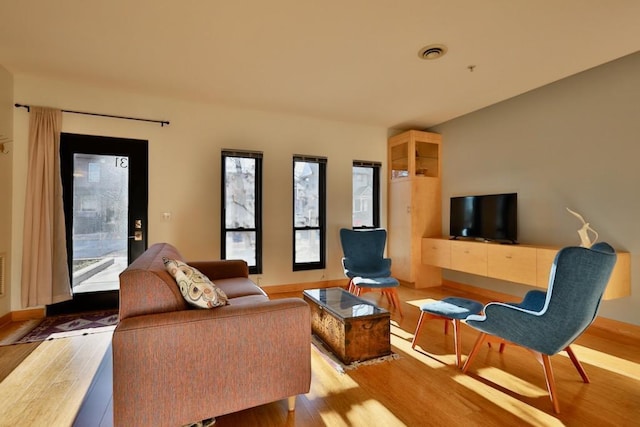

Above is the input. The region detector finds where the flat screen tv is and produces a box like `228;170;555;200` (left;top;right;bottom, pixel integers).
449;193;518;244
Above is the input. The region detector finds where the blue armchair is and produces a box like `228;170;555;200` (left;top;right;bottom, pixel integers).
462;242;617;413
339;228;402;315
339;228;392;286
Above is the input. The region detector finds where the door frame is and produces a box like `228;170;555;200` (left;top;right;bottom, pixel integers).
48;133;148;314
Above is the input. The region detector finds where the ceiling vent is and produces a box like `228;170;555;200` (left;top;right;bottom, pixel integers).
418;44;447;60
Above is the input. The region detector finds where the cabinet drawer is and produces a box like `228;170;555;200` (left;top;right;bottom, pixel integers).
421;238;451;268
451;241;487;276
422;238;451;268
488;245;537;286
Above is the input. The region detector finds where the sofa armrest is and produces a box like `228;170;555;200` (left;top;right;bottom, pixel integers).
188;259;249;280
112;298;311;426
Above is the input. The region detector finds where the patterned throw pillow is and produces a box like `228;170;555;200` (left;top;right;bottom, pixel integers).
163;258;229;308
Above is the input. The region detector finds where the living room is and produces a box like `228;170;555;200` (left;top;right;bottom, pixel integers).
0;2;639;426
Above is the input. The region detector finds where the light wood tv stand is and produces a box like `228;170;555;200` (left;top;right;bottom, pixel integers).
421;237;630;300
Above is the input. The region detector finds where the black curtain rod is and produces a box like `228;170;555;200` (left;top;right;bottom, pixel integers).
14;103;169;127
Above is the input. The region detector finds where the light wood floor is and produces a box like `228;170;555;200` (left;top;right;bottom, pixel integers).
0;330;111;426
1;285;639;426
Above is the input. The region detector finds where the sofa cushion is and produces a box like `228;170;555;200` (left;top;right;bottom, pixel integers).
214;277;269;300
163;258;229;308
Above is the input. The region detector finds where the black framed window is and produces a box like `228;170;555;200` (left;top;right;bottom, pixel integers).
293;155;326;271
221;150;262;274
352;160;381;228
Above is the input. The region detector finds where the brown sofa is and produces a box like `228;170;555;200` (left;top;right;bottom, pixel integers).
112;242;311;427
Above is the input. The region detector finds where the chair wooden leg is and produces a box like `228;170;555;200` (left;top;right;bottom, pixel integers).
287;396;296;411
411;311;427;349
452;319;462;368
462;332;566;414
348;279;359;294
382;289;390;304
380;289;392;306
487;341;507;352
363;288;403;316
540;353;561;414
462;332;487;373
389;288;403;316
565;346;590;383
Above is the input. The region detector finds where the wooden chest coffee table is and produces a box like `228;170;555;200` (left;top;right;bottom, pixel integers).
303;287;391;364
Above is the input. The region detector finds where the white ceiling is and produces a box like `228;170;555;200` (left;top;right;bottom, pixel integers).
1;1;639;129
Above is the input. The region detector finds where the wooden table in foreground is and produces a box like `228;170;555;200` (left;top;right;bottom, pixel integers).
303;287;391;364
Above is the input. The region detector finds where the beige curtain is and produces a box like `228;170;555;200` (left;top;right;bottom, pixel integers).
21;107;72;307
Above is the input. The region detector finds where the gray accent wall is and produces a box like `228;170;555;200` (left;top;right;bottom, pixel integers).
431;51;640;326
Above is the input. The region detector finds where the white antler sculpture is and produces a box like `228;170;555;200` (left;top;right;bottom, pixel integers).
566;208;598;248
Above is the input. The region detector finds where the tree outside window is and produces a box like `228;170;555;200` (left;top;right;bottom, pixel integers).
221;151;262;274
293;156;326;270
352;161;380;228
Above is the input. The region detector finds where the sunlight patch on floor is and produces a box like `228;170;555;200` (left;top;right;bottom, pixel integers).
390;324;456;369
0;332;112;426
319;399;405;427
390;320;413;341
310;355;359;394
559;344;640;381
407;344;458;367
471;366;549;398
309;349;406;426
453;373;563;427
351;399;405;426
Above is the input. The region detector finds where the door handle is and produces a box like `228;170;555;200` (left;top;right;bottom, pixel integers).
128;231;143;241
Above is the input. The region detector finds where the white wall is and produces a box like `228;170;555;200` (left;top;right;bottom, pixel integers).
432;52;640;325
0;65;13;317
10;74;387;311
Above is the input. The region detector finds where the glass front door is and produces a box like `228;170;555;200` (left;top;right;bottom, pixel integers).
59;133;148;309
70;153;129;293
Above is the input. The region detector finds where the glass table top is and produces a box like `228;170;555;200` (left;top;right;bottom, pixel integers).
303;287;389;320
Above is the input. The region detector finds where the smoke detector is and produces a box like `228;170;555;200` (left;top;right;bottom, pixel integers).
418;44;448;60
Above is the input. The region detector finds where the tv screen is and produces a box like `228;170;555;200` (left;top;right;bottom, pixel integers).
450;193;517;243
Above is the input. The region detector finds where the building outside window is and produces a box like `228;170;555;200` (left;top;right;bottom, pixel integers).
221;150;262;274
293;155;326;271
352;161;381;228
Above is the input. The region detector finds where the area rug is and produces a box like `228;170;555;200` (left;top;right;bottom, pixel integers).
311;335;399;374
11;310;118;345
